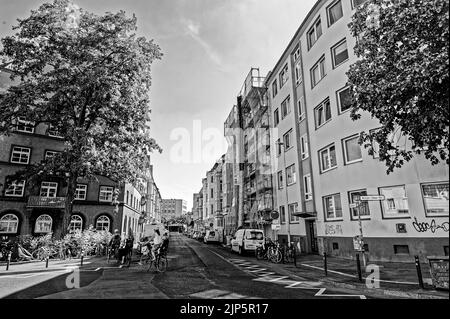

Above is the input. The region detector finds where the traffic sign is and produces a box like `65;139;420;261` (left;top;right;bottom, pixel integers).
271;224;281;231
349;203;358;208
360;195;385;201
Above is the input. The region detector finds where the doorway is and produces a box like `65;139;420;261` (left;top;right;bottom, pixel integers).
306;220;318;253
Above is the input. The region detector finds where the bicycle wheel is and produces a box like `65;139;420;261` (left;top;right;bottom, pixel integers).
157;257;167;273
255;247;265;260
270;249;282;263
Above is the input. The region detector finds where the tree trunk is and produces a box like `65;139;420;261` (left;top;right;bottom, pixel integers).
61;174;78;239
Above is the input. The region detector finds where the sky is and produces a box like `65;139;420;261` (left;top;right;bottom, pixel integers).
0;0;316;210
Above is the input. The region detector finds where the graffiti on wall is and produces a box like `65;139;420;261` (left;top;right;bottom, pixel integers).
412;217;449;233
325;224;343;235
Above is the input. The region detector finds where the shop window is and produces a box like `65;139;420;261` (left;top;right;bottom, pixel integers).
0;214;19;234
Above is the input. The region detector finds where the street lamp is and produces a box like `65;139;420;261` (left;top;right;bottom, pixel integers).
276;140;291;244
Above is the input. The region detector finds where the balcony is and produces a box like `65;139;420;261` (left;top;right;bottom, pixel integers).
27;196;67;209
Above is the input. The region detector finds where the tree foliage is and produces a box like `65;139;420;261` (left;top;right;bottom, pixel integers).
0;0;162;234
347;0;449;173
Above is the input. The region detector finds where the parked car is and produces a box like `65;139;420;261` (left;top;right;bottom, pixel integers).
203;230;220;244
230;229;264;255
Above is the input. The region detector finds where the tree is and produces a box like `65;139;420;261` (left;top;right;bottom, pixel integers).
0;0;162;236
347;0;449;173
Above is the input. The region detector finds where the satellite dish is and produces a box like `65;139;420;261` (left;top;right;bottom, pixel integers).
270;210;279;219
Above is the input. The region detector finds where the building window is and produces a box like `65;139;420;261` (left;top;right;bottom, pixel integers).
35;214;53;233
44;150;59;161
0;214;19;234
69;215;83;232
47;124;62;137
96;215;110;231
323;194;343;221
10;146;31;164
293;44;301;61
286;164;296;186
5;180;25;197
126;191;129;205
75;184;87;200
281;96;291;119
40;182;58;198
348;190;370;220
211;176;214;183
311;56;326;87
304;174;312;201
337;86;352;113
332;242;339;250
277;171;284;189
301;134;309;160
331;39;349;68
274;108;280;126
421;182;449;216
298;97;305;122
307;17;322;49
295;60;302;85
289;203;300;223
99;186;114;202
343;135;362;164
314;98;331;129
276;138;282;157
279;64;289;88
16;117;35;133
210;188;214;198
283;130;292;150
280;205;286;224
327;0;343;26
319;144;337;173
379;185;409;217
272;80;278;98
394;245;409;255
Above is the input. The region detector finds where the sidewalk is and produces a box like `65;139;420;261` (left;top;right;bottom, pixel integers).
283;254;449;299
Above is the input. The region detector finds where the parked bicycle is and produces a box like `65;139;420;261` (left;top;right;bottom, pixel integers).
281;242;296;265
255;239;282;263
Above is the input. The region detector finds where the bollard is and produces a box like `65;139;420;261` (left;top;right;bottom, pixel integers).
45;257;49;268
356;253;362;282
414;255;424;289
323;252;328;276
6;252;11;271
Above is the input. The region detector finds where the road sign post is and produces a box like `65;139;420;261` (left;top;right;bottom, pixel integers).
355;195;385;267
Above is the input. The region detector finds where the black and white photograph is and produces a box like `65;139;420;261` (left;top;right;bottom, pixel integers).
0;0;448;313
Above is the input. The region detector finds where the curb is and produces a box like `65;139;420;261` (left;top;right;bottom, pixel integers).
213;244;448;299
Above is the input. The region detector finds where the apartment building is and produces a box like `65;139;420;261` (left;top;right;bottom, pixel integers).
266;0;448;261
0;67;147;240
267;56;310;251
161;198;187;221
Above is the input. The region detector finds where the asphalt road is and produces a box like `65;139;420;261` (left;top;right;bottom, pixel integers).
0;232;372;299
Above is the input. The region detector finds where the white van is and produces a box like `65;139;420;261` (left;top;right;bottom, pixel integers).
230;229;264;255
204;230;220;244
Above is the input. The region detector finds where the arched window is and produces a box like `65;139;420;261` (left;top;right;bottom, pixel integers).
35;214;52;233
69;215;83;232
96;215;110;231
0;214;19;234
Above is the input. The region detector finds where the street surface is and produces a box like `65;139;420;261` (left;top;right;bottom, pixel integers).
0;232;373;299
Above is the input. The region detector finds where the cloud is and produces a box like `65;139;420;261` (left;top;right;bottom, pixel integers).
182;18;229;72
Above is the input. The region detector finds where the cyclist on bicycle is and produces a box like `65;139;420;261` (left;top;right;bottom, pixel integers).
151;229;162;261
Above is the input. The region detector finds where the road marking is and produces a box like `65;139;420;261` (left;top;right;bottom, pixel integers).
248;268;267;273
314;288;366;299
